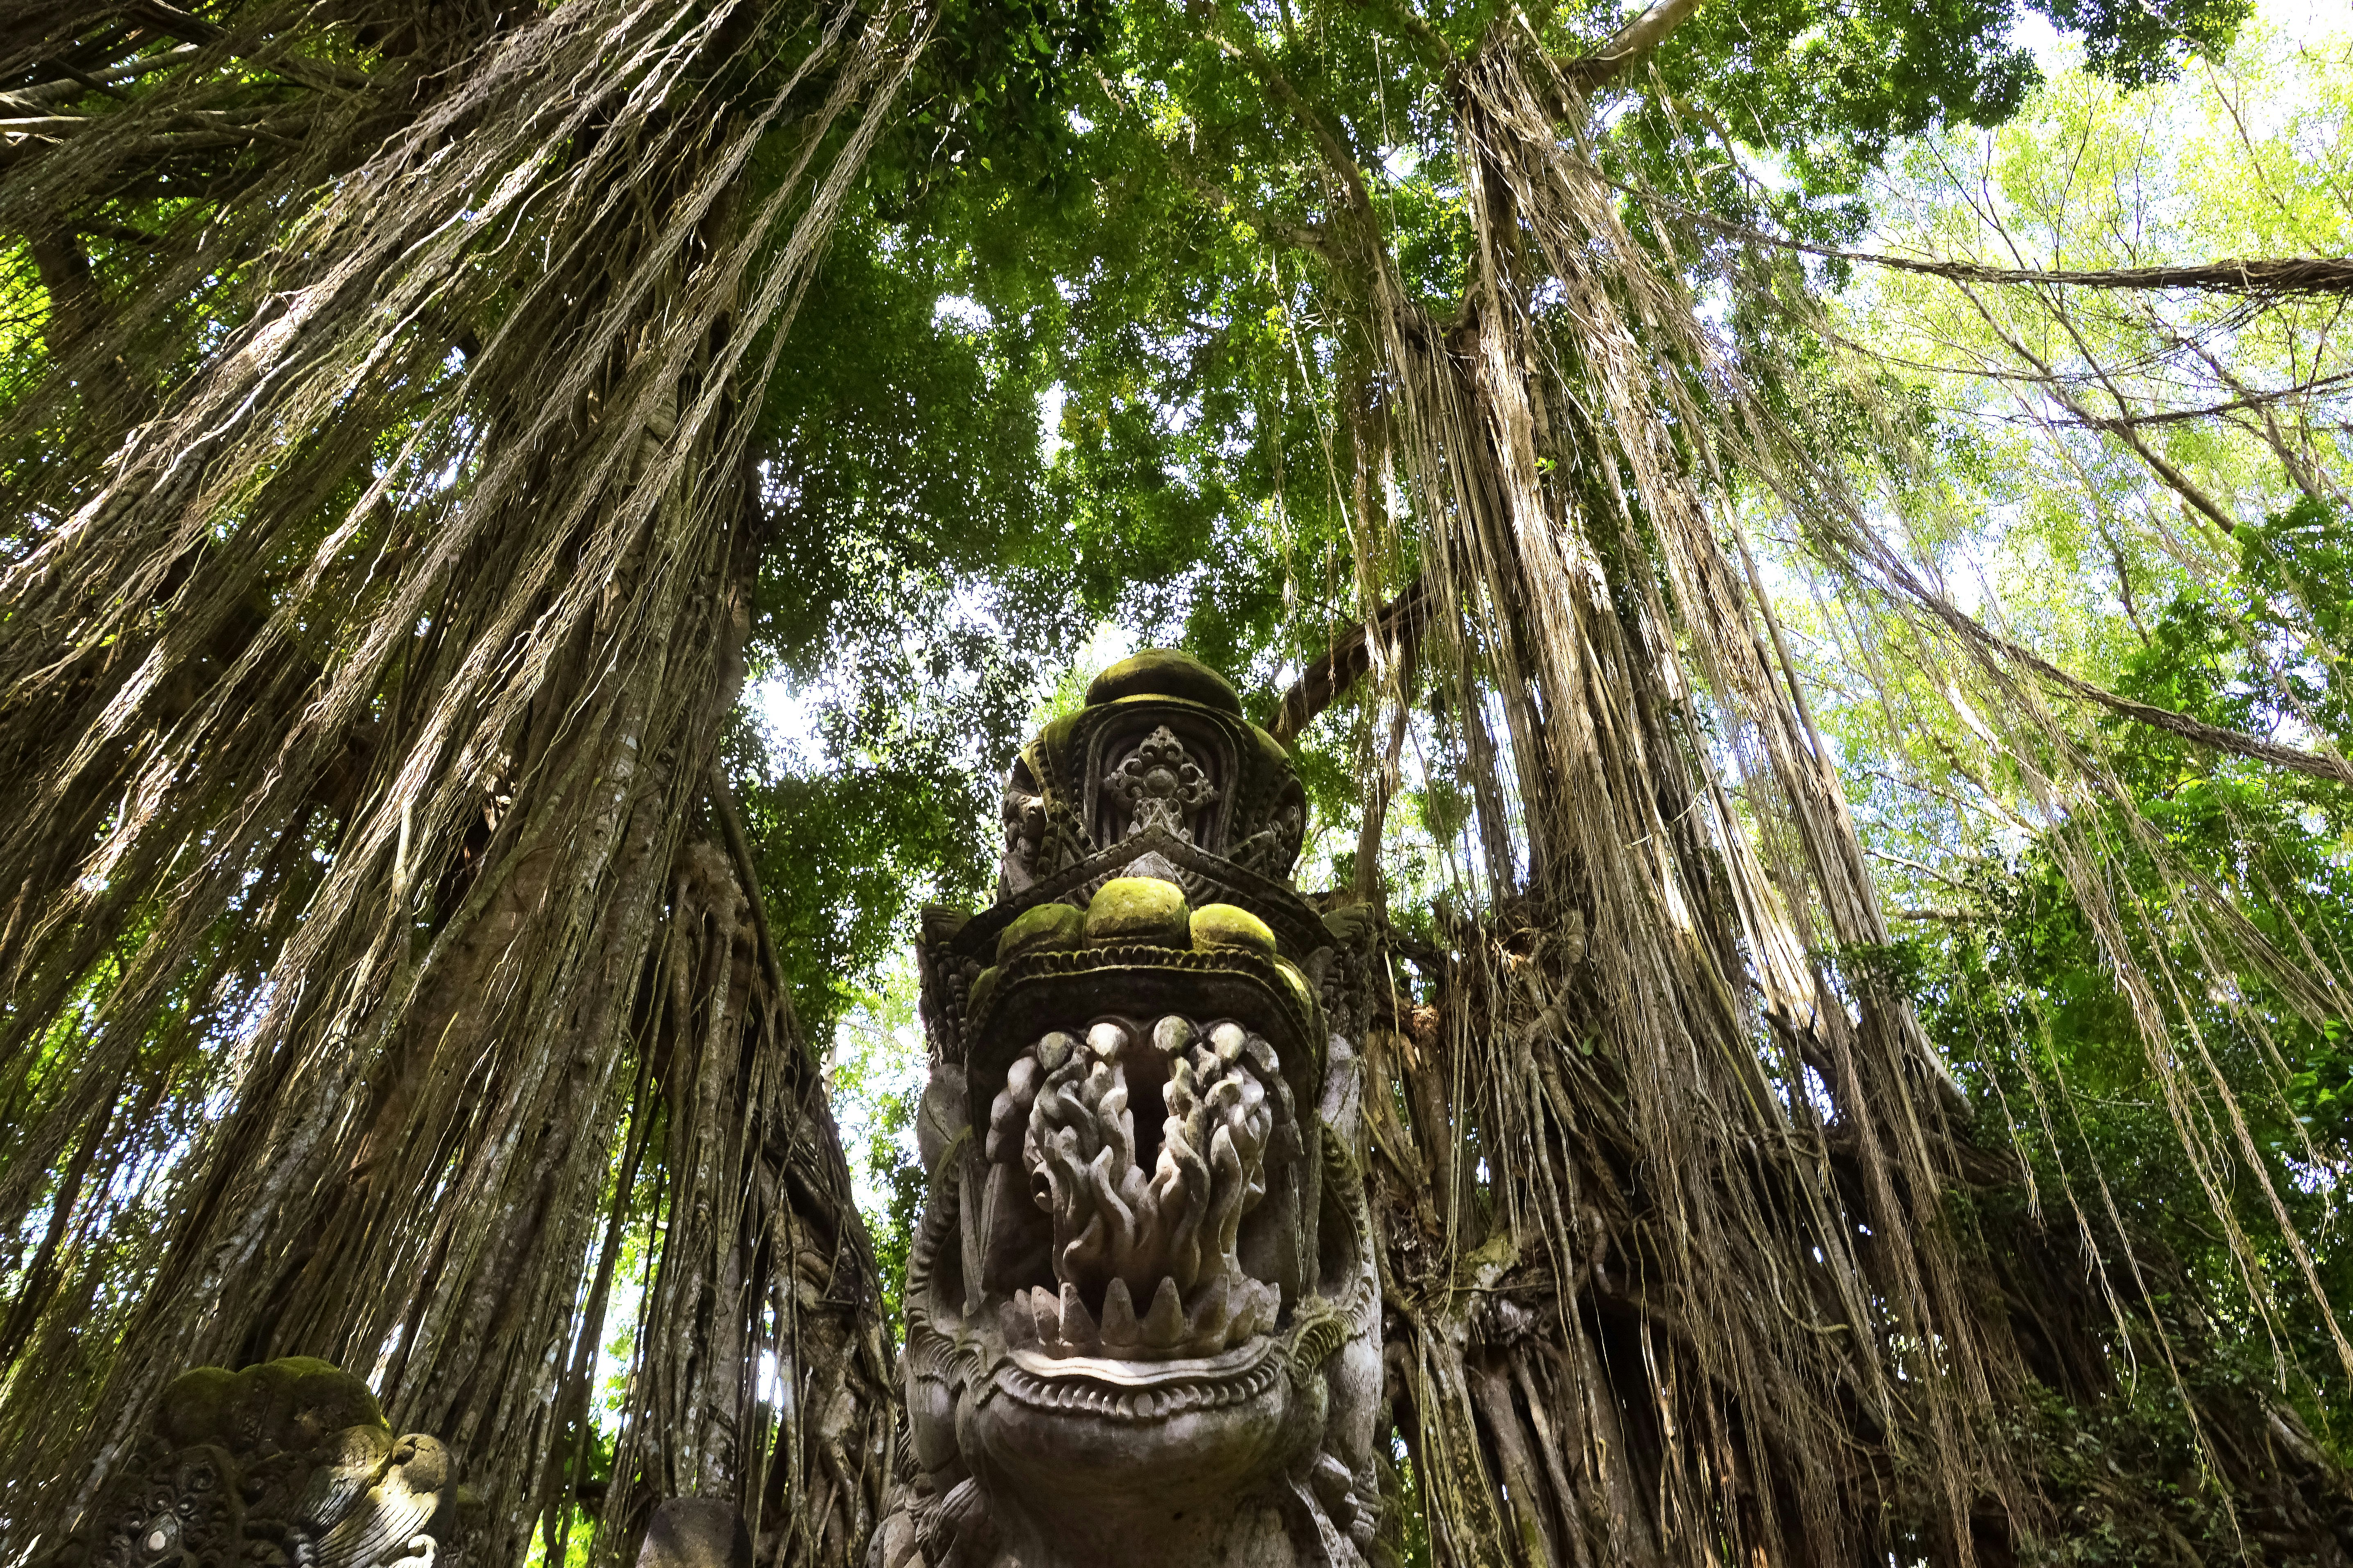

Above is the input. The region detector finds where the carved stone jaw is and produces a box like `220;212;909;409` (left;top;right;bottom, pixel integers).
953;1333;1333;1568
987;1015;1289;1362
900;1094;1384;1568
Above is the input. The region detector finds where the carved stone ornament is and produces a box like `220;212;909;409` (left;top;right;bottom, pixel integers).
53;1357;468;1568
1100;725;1218;843
880;650;1386;1568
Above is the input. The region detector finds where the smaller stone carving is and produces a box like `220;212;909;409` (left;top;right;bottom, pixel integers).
635;1499;753;1568
1100;725;1218;843
57;1357;466;1568
999;776;1048;896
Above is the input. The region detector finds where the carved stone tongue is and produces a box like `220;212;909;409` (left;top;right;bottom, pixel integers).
991;1017;1282;1359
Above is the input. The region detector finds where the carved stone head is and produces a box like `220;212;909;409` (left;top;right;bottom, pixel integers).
882;651;1383;1568
58;1357;466;1568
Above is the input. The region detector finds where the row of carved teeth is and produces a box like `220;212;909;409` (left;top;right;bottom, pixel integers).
997;1356;1285;1423
1002;1272;1281;1359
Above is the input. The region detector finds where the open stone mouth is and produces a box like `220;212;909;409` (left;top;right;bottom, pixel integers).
986;1015;1287;1361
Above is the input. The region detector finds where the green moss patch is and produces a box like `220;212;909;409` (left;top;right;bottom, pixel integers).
1083;649;1241;714
1084;877;1191;945
968;965;1002;1018
998;901;1085;962
1273;958;1317;1017
158;1356;385;1453
1191;903;1276;954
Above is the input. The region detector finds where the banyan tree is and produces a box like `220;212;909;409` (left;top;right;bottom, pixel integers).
2;0;2348;1564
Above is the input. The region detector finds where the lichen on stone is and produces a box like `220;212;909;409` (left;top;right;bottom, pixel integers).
1083;877;1190;946
1190;903;1276;955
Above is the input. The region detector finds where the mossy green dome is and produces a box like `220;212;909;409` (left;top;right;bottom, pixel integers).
1272;957;1317;1017
158;1356;385;1451
1191;903;1276;954
968;965;1002;1018
1084;648;1241;714
999;901;1085;962
1084;877;1192;945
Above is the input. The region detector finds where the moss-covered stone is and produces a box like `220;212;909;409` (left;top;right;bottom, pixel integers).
1084;877;1191;946
1319;903;1377;947
155;1367;241;1447
967;965;1002;1018
1190;903;1275;955
158;1356;386;1452
1083;649;1242;714
998;901;1085;962
1274;958;1317;1018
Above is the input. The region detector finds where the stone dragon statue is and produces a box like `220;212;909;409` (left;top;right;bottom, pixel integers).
871;651;1388;1568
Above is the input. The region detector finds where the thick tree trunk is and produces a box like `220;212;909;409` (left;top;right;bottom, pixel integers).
0;2;926;1554
583;804;896;1568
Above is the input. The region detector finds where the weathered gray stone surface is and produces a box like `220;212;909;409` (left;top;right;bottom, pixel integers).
637;1498;756;1568
52;1357;467;1568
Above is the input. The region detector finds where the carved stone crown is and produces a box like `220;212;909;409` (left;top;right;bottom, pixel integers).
997;650;1308;903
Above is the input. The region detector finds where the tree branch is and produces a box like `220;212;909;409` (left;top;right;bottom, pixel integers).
115;2;371;92
1556;0;1708;91
1878;553;2353;786
1211;27;1376;220
1664;198;2353;296
1271;578;1433;746
1950;282;2244;533
120;0;224;47
1346;0;1453;72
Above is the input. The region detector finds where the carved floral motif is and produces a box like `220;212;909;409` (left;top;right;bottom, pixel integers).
1100;726;1218;843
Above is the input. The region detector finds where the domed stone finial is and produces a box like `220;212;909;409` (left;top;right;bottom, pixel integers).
1083;648;1242;714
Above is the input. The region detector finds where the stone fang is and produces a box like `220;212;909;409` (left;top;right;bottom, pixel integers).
1101;1278;1141;1348
1142;1276;1186;1348
1059;1283;1097;1351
